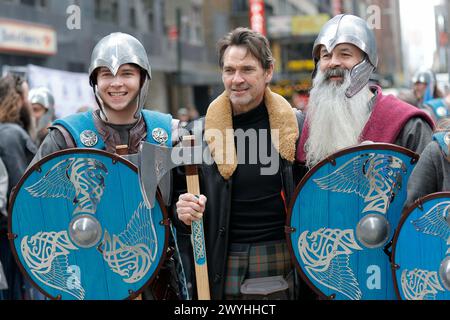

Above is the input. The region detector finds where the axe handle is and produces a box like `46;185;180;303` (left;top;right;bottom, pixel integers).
185;165;211;300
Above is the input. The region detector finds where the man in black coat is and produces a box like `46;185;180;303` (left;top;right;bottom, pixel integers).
172;27;311;300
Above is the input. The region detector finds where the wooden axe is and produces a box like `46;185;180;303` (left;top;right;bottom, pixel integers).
182;135;210;300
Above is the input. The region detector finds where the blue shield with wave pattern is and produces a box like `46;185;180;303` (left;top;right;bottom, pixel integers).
288;144;417;300
393;192;450;300
9;149;168;300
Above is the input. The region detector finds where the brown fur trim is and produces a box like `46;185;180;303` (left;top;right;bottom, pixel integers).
204;87;299;180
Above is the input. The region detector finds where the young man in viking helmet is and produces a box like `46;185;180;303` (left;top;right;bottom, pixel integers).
32;32;176;160
30;32;186;300
296;14;435;168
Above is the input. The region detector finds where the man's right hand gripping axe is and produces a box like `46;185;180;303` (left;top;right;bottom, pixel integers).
137;135;210;300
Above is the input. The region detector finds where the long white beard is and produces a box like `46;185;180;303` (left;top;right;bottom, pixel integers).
305;68;372;168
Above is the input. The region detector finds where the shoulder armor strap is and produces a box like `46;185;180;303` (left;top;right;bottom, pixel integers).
51;124;76;149
53;112;105;149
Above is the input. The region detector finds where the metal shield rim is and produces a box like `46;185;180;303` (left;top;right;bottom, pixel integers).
286;143;419;300
7;148;170;300
390;191;450;300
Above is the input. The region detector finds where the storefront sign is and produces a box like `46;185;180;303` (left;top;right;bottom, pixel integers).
291;14;330;36
267;16;292;37
287;59;315;71
0;19;57;56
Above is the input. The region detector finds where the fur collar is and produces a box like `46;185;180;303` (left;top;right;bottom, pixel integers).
204;87;299;180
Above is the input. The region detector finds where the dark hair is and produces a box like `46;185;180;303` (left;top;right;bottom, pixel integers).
0;75;22;123
217;27;274;70
11;74;25;96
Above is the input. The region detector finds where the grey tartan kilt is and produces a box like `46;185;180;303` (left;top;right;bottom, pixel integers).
224;240;293;299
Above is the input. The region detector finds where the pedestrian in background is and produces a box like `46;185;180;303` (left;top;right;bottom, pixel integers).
405;118;450;208
29;87;56;146
0;74;37;300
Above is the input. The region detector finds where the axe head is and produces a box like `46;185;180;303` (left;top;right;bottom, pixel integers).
138;139;203;208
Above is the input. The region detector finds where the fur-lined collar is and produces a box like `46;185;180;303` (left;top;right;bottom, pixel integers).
204;87;299;180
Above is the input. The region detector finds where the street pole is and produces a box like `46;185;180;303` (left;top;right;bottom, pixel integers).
176;7;182;110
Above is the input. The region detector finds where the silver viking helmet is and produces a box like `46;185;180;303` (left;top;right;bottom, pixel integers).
312;14;378;98
29;87;55;132
412;69;435;85
88;32;152;120
412;68;436;102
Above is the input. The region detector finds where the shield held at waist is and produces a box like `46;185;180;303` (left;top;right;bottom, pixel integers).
287;143;417;300
392;192;450;300
8;149;168;300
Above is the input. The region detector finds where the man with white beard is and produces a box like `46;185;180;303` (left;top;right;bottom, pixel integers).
296;14;435;168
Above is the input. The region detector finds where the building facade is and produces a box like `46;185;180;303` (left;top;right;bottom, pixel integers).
0;0;224;116
227;0;330;105
338;0;404;87
1;0;357;115
434;2;449;73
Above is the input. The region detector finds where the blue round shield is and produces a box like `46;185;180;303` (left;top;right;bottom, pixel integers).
287;144;418;300
392;192;450;300
8;149;169;300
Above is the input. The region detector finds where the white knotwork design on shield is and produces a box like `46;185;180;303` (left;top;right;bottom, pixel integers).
101;202;158;283
192;220;206;263
298;228;363;300
412;201;450;254
26;158;108;215
314;153;406;215
21;231;85;300
401;269;444;300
